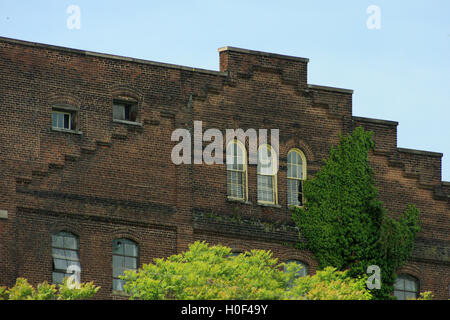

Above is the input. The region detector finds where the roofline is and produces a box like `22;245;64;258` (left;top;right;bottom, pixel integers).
352;116;399;127
0;36;228;77
397;147;443;158
218;46;310;63
308;84;353;94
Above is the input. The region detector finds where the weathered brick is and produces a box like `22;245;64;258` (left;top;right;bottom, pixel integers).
0;37;448;299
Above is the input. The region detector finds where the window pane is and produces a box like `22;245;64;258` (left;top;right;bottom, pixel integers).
52;272;65;284
113;255;124;268
65;249;79;261
113;279;126;291
52;248;66;259
394;275;418;300
405;278;417;292
57;114;64;128
124;105;131;120
63;114;70;129
113;104;125;120
227;170;244;199
113;240;124;255
258;175;274;202
52;113;58;128
64;235;77;250
125;257;137;270
394;291;405;300
52;235;64;248
258;146;273;175
52;232;80;285
124;242;137;257
394;277;404;290
54;258;68;271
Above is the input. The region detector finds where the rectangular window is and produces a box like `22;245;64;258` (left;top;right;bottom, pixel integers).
257;174;275;203
52;111;72;130
52;232;80;285
113;239;138;292
113;101;137;122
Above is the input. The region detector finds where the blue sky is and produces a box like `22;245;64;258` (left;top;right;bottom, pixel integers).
1;0;449;180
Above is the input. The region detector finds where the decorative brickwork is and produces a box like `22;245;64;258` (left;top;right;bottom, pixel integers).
0;37;448;299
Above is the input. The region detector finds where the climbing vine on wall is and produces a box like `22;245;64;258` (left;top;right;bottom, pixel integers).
292;126;421;299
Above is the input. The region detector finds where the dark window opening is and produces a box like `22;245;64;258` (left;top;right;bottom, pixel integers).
113;101;137;122
52;108;77;131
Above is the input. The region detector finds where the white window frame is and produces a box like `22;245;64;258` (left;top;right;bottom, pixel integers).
226;139;248;201
287;148;307;207
52;110;72;130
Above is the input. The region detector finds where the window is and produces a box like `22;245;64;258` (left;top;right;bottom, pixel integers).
113;101;137;122
228;251;242;257
52;232;80;284
257;144;277;204
284;260;309;278
51;105;78;132
287;149;307;207
112;239;138;291
226;140;247;200
52;110;71;130
394;274;419;300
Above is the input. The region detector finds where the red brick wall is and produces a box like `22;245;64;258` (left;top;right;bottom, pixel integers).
0;37;448;299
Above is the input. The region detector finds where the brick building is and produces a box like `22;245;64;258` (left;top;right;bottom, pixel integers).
0;36;448;299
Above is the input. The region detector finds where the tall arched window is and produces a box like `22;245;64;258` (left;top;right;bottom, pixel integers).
52;231;80;284
287;149;307;207
226;140;247;200
257;144;277;204
394;274;419;300
112;239;139;291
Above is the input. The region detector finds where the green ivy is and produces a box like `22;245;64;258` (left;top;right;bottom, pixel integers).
292;126;421;299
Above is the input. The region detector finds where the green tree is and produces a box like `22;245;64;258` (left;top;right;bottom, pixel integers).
0;277;100;300
121;241;372;300
292;126;421;299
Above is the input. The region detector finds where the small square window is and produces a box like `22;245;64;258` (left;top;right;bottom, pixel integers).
51;107;78;131
113;101;137;122
52;111;71;130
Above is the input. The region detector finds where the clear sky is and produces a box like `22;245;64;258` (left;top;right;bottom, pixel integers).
1;0;449;180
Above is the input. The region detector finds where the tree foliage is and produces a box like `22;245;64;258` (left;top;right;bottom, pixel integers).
292;126;421;299
121;241;372;300
0;277;100;300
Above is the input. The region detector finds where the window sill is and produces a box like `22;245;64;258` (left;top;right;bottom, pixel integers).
51;127;83;135
111;290;130;297
227;197;252;205
288;205;305;210
257;202;281;208
113;119;143;127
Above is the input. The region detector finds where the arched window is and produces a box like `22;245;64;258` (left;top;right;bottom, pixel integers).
285;260;309;278
112;239;138;291
257;144;277;204
226;140;247;200
287;149;307;207
394;274;419;300
51;231;80;284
